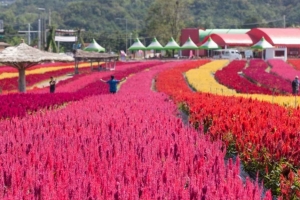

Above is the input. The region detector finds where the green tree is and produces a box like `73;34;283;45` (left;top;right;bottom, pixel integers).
241;16;262;29
145;0;193;44
45;26;58;52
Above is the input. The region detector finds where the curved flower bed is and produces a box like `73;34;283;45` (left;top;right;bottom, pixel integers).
215;60;272;94
156;61;300;199
185;60;234;95
242;60;292;94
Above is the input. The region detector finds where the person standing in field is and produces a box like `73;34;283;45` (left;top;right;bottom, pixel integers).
100;75;127;94
49;76;56;93
292;76;299;95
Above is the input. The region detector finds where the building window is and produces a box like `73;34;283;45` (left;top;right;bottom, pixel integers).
289;48;299;55
275;50;284;57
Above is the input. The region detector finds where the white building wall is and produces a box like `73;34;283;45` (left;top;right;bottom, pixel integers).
265;47;287;61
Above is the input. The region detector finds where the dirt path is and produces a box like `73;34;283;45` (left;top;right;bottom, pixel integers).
28;74;74;89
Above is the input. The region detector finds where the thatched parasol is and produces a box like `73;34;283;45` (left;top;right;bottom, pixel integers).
0;42;10;49
0;42;74;92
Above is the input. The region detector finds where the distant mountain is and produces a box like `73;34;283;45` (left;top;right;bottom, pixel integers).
0;0;299;50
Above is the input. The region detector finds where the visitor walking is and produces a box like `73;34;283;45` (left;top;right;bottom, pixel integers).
49;76;56;93
292;76;299;95
100;75;127;94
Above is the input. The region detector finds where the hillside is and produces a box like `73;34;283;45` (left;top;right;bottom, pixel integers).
0;0;299;51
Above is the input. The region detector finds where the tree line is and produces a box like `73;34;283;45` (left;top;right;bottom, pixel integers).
0;0;299;52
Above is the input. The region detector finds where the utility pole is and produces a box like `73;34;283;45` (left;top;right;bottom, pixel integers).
116;18;127;53
283;15;286;28
38;19;41;49
130;32;132;46
37;8;46;50
27;23;31;45
49;9;51;26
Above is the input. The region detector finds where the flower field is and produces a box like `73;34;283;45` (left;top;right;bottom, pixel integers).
2;58;300;199
0;59;274;199
186;60;300;107
156;59;300;199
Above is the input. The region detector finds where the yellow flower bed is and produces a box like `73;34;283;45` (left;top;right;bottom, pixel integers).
186;60;300;107
0;62;101;80
185;60;234;94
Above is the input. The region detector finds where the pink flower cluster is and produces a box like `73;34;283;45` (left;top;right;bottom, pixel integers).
268;59;300;81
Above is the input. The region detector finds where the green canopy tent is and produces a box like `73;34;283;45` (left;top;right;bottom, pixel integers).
84;39;106;52
181;37;198;50
128;38;146;59
163;37;181;57
147;37;164;50
251;37;273;59
146;37;164;58
181;37;199;58
83;39;106;70
251;37;273;49
128;38;146;51
199;37;221;57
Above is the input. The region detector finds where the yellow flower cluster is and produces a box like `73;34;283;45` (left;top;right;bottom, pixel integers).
185;60;234;94
185;60;300;107
0;62;102;80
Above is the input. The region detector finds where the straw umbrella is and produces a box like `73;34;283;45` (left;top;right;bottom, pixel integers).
0;42;74;93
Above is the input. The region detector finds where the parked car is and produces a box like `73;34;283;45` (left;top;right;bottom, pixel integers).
212;49;242;60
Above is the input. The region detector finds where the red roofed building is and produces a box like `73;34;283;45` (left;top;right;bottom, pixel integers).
180;28;300;57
